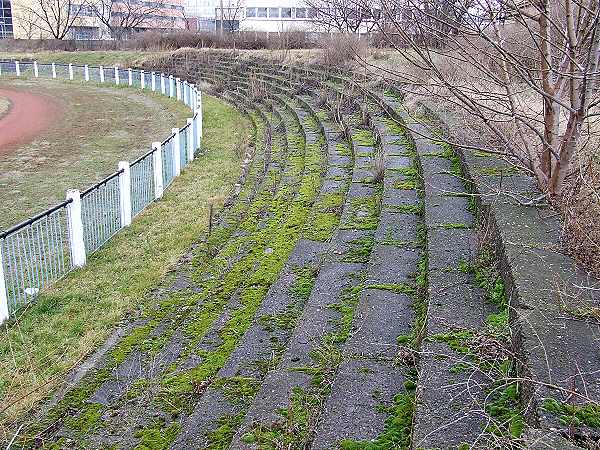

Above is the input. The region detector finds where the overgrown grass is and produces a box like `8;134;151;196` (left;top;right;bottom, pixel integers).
0;95;249;433
0;50;167;67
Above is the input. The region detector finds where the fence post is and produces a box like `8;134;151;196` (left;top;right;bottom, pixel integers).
176;78;181;101
52;62;56;79
0;241;9;324
100;65;104;83
190;85;196;113
118;161;132;227
128;68;133;86
66;190;87;268
140;70;145;89
15;61;20;76
187;118;194;161
172;128;181;176
84;64;89;81
197;91;203;141
169;75;174;98
114;67;120;85
151;72;156;91
152;142;164;199
33;61;38;77
68;63;74;80
160;74;165;94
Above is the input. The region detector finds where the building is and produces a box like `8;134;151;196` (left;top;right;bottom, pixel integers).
3;0;186;39
184;0;319;32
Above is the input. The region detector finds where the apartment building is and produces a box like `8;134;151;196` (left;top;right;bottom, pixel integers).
4;0;186;39
185;0;318;32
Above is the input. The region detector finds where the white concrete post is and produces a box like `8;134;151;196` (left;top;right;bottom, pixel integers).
68;63;74;80
0;241;9;324
33;61;38;77
197;91;203;140
176;78;181;101
169;75;174;98
118;161;132;227
15;61;20;76
190;85;196;113
128;68;133;86
186;118;194;161
152;142;164;199
66;190;87;268
151;72;156;91
195;113;202;150
100;65;105;83
84;64;89;81
160;74;165;94
51;63;56;79
140;70;145;89
114;66;120;85
172;128;181;176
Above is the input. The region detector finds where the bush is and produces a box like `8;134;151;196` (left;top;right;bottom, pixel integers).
318;33;368;69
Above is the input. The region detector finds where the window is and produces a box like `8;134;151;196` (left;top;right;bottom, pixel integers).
295;7;306;18
70;26;99;40
281;7;291;18
268;7;279;18
0;0;13;39
245;7;256;17
256;7;267;17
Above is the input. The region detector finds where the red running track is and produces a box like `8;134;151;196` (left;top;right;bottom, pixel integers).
0;88;63;156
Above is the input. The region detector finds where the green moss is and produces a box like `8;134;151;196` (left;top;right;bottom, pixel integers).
431;330;474;354
303;211;339;241
341;190;382;230
366;283;416;296
394;180;416;190
335;142;352;157
206;413;245;449
260;307;300;332
352;129;376;147
388;202;424;216
64;402;104;434
289;266;318;301
486;383;524;437
343;234;375;263
340;390;415;450
133;419;180;450
126;379;150;400
439;223;469;229
542;398;600;428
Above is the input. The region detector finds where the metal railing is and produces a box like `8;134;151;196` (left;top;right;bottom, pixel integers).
0;60;204;323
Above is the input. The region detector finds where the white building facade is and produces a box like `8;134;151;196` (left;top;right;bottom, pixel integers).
184;0;318;32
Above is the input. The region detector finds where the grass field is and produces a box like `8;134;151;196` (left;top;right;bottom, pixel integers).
0;94;249;432
0;76;191;229
0;50;169;67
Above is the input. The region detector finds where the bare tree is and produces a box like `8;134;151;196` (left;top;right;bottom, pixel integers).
14;0;83;39
216;0;244;34
86;0;170;39
305;0;381;33
371;0;600;198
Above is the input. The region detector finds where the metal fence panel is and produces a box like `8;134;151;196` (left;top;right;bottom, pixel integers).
81;175;122;254
1;205;70;314
161;136;176;188
130;152;155;218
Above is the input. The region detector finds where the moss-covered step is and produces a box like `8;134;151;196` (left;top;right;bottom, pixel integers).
310;108;420;449
410;127;511;448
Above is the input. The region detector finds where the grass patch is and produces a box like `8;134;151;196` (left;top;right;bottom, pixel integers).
0;95;249;429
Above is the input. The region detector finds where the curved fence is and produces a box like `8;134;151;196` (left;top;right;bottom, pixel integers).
0;60;203;323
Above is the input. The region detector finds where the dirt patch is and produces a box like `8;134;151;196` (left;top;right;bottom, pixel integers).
0;88;63;155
